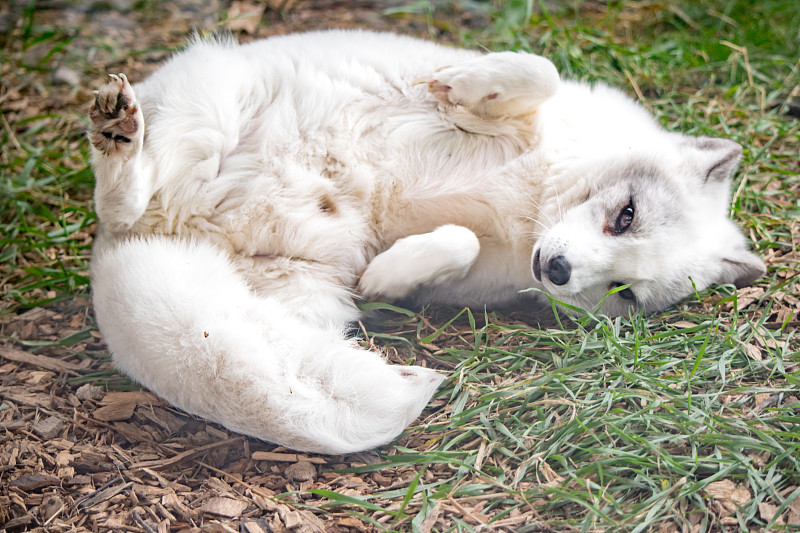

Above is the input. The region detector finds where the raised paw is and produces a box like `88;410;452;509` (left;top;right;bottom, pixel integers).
88;73;143;155
416;51;560;120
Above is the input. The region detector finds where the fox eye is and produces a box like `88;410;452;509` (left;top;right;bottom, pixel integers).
611;282;636;302
614;202;635;234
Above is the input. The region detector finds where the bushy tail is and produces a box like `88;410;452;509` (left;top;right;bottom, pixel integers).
90;237;444;454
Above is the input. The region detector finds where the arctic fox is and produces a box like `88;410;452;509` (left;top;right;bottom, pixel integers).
87;30;765;454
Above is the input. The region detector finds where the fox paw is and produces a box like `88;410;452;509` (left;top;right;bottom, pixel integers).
420;69;497;109
358;225;480;300
89;73;143;155
417;52;559;118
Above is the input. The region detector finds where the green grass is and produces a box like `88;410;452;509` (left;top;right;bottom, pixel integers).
360;1;800;530
354;298;799;530
1;0;798;531
1;3;96;310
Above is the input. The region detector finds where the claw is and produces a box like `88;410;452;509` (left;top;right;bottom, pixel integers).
109;73;120;82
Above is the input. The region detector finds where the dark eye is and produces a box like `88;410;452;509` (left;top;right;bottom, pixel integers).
611;282;636;302
614;202;635;234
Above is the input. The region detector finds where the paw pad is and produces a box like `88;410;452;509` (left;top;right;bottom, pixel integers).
88;73;142;153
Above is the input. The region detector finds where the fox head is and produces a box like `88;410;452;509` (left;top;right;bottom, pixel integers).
531;136;766;316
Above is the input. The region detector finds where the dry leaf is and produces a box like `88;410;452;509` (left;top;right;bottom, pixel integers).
735;286;764;308
539;461;565;485
228;1;265;34
745;343;763;362
658;520;680;533
94;391;159;421
754;393;771;410
94;397;137;421
266;0;298;10
788;492;800;525
706;479;752;516
419;501;443;533
758;502;784;525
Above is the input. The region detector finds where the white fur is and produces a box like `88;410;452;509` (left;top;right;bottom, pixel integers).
358;225;481;300
88;30;764;453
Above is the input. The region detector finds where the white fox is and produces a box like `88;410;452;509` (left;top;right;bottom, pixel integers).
88;31;765;454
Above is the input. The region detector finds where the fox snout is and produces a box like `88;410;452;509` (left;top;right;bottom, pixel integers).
532;249;572;286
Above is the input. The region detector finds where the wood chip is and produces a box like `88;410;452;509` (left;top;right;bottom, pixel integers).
9;473;60;491
129;437;241;469
242;519;271;533
252;451;326;464
40;494;64;522
2;514;33;529
32;415;66;440
202;496;248;518
76;383;106;401
736;286;765;309
419;500;442;533
161;491;195;522
285;461;317;482
1;389;52;409
77;480;133;511
0;344;81;374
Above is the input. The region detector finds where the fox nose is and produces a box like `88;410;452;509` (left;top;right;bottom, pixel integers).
546;255;571;286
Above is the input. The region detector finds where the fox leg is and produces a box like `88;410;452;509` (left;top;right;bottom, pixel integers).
88;73;151;233
418;51;559;127
358;225;480;300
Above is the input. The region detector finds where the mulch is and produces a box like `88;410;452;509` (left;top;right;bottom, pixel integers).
0;2;485;531
0;296;540;532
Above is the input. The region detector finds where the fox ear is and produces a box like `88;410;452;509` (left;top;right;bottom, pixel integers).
716;247;766;289
687;137;743;183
